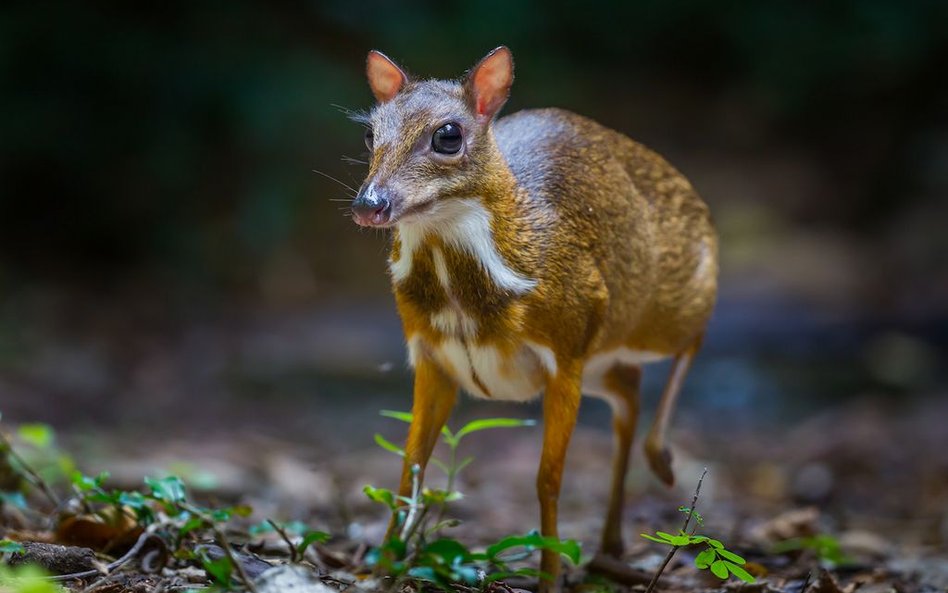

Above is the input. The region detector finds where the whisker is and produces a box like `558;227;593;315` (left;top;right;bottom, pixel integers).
341;155;368;165
328;198;353;202
312;169;358;193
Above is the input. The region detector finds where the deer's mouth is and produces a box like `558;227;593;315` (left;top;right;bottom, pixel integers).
391;199;438;226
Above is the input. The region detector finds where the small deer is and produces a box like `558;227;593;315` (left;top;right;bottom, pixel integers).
349;47;717;590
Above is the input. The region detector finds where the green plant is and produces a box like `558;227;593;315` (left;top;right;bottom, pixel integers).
1;413;327;592
641;527;755;583
0;564;65;593
639;470;756;591
772;534;849;566
365;412;580;588
375;411;535;498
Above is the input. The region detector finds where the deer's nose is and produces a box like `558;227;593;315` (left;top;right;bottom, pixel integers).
351;185;393;227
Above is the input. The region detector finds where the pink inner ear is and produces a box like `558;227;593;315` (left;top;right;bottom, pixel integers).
473;50;512;117
367;52;405;102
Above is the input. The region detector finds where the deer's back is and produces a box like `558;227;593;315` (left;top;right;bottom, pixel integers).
494;108;717;355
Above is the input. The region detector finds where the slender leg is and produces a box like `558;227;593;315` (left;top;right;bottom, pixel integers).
537;360;583;593
598;363;642;558
384;357;457;541
644;339;701;486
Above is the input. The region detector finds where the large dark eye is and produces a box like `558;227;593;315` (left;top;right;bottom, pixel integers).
364;128;374;150
432;123;463;154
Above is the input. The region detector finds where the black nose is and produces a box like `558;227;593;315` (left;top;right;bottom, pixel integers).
351;186;393;226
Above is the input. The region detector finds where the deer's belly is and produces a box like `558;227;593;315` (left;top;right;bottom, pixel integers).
423;338;555;402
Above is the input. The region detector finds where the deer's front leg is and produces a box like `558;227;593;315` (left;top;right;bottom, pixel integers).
385;356;458;542
537;360;582;593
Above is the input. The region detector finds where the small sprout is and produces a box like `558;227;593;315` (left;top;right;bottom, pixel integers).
364;485;398;509
297;530;331;556
16;424;54;449
639;529;756;584
145;476;187;505
772;534;850;566
366;411;573;588
373;433;405;457
678;505;704;526
0;539;25;554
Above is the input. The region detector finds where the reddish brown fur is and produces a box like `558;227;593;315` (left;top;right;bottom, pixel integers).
355;47;717;591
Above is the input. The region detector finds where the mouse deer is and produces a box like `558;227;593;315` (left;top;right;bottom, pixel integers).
349;46;717;591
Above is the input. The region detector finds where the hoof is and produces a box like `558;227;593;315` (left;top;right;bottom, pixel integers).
646;445;676;487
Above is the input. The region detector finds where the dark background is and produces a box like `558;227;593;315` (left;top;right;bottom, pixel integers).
1;2;946;447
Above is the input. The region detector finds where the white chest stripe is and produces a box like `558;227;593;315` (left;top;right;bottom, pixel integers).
389;199;535;294
389;223;423;284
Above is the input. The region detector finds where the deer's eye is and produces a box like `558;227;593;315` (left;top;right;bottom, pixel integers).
432;123;463;154
364;129;374;150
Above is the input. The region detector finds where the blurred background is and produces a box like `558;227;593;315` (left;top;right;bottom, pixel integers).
1;0;946;547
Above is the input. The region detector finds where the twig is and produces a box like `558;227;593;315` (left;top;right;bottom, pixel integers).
184;503;259;593
644;467;708;593
0;429;62;508
266;518;299;563
399;465;423;542
40;530;158;583
799;569;814;593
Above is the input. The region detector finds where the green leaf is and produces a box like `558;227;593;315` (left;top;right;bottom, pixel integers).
0;491;28;509
297;530;331;554
717;548;746;564
487;533;581;565
421;489;462;505
707;538;724;549
710;559;729;579
71;471;109;491
201;554;234;586
117;490;149;509
430;458;451;474
454;456;475;474
145;476;187;504
422;538;472;564
230;504;253;517
724;561;756;583
0;539;24;554
678;505;704;525
17;424;54;448
179;517;205;537
640;533;675;545
380;410;413;423
363;485;397;509
694;548;716;569
373;433;405;457
407;565;438;582
454;418;536;440
440;426;457;446
452;564;479;585
653;531;689;546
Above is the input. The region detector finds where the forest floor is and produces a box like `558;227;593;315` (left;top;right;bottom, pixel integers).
1;391;946;593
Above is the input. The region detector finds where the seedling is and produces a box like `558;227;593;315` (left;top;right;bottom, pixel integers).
639;469;756;591
641;528;755;583
772;534;850;566
365;412;581;588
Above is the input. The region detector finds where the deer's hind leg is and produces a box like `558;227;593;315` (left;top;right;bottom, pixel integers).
644;337;702;487
590;363;643;558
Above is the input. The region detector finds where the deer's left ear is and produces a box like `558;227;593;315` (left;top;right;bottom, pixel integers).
367;50;407;103
466;46;514;122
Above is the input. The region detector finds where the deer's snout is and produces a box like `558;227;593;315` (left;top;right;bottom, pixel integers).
351;183;394;227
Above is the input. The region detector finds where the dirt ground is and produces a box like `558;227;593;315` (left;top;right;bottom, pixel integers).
3;385;945;593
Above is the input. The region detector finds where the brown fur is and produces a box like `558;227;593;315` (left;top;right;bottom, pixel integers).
355;48;717;591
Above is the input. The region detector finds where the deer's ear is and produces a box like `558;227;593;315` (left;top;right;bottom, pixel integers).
367;50;407;103
466;46;514;122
